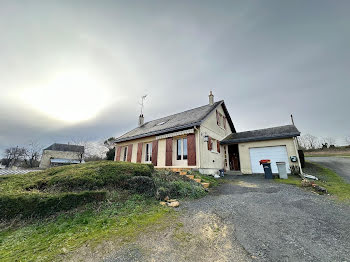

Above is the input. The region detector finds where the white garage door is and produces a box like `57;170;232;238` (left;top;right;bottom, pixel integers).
249;146;290;174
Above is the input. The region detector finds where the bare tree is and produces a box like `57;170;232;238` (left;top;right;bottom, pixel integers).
3;146;27;167
24;141;42;168
299;134;320;150
345;136;350;145
70;138;107;162
322;137;336;147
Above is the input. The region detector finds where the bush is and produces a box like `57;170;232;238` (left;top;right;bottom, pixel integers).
25;161;154;192
153;171;206;199
0;191;107;219
127;176;155;196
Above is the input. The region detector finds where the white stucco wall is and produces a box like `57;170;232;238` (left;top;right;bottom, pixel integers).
39;150;82;169
238;138;299;174
198;104;233;174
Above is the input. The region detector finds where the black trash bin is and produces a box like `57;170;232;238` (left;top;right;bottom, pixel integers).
259;160;273;179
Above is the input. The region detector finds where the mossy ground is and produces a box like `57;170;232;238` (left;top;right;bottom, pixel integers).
275;162;350;202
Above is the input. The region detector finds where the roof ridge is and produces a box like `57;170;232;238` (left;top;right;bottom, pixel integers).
142;100;223;126
236;124;295;133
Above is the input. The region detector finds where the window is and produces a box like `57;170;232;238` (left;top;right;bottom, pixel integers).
176;138;188;160
123;147;127;161
145;143;152;162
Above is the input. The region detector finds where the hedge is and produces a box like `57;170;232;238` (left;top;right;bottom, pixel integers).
0;191;107;219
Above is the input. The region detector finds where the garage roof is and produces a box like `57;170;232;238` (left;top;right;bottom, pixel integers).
221;125;300;144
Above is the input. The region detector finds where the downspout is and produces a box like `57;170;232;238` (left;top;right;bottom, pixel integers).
293;137;303;177
194;126;200;169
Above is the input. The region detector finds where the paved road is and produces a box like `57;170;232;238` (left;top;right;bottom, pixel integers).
307;156;350;183
104;175;350;262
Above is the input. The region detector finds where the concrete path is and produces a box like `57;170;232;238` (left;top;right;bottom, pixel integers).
307;156;350;183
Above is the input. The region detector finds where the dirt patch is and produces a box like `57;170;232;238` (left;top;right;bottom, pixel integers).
99;210;251;262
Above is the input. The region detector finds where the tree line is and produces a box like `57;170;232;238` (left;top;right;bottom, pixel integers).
1;138;117;168
299;134;350;150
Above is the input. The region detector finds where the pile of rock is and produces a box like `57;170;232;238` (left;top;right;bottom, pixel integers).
301;179;328;194
160;197;180;208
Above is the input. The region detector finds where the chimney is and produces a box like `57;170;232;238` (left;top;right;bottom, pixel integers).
209;91;214;105
138;114;144;126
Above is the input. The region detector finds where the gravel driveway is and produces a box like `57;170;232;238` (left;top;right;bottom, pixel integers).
307;156;350;183
103;175;350;262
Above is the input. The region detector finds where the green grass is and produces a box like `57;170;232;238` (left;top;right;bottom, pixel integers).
0;194;174;262
275;175;302;186
311;163;350;202
0;161;210;260
275;162;350;202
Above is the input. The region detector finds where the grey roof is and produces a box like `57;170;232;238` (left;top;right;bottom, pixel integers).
50;158;82;164
221;125;300;144
44;143;84;153
115;100;235;143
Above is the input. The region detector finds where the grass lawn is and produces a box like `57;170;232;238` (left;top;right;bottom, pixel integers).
0;161;209;261
0;194;174;262
275;162;350;202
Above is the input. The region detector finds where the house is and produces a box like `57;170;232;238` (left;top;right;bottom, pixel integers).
39;143;85;169
114;92;302;175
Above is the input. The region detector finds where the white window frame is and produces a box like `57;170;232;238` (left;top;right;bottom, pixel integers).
145;143;152;162
176;137;188;160
123;146;128;161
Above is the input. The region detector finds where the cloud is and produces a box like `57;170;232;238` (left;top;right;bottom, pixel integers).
0;0;349;152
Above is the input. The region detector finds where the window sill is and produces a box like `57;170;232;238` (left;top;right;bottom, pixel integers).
210;150;219;154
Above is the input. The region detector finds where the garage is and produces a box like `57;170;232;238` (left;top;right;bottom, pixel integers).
249;146;290;174
221;125;302;174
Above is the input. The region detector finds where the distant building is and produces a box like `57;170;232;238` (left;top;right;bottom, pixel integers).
39;143;85;169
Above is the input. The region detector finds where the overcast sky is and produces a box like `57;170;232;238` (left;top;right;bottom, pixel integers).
1;0;349;152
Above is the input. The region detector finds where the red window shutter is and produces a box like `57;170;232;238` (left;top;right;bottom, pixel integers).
152;140;158;166
127;144;133;162
187;134;196;166
208;136;212;151
217;141;220;153
223;116;227;129
136;143;143;163
165;138;173;166
115;146;121;161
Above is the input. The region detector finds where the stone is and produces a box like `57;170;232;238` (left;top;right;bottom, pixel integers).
159;201;167;206
301;179;311;187
168;199;177;202
312;184;328;194
167;201;180;207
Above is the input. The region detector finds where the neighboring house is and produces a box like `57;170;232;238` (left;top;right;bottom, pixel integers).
39;143;85;169
114;92;301;175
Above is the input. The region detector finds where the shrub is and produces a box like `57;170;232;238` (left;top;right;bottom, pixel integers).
0;191;107;219
127;176;155;196
153;171;206;199
25;161;154;192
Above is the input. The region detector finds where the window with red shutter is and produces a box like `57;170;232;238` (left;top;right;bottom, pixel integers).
208;136;212;151
223;116;227;129
217;141;220;153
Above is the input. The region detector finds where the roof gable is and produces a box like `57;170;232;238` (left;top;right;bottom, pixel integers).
115;100;235;143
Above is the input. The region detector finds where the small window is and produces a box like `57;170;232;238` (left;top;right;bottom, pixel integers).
183;138;188;160
145;143;152;162
177;138;188;160
123;147;127;161
177;139;182;160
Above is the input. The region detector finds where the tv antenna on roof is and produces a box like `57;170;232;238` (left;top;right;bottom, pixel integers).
139;94;147;115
